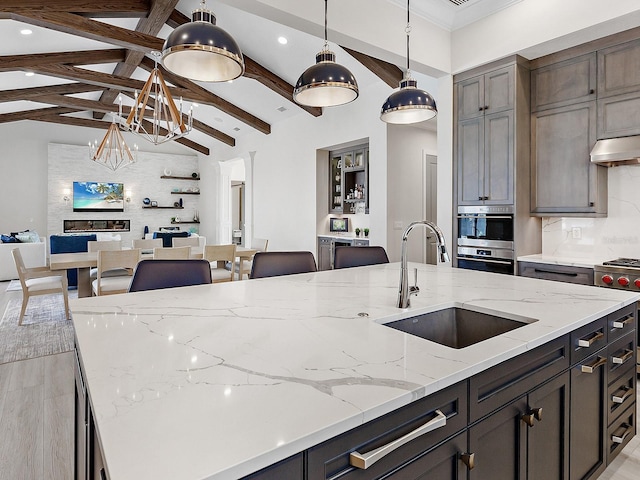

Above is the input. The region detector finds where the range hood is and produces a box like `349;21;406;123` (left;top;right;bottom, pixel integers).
590;136;640;167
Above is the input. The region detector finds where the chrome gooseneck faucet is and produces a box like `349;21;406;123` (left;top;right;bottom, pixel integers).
397;221;450;308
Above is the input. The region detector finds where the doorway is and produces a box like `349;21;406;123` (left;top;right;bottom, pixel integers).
231;182;244;245
424;153;438;264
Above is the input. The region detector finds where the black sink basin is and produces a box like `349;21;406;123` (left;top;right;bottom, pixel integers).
383;307;536;349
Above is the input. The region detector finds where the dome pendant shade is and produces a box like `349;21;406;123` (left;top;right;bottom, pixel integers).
161;5;244;82
293;50;359;107
381;78;437;124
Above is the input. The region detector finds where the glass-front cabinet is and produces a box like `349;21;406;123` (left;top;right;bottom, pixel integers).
329;143;369;214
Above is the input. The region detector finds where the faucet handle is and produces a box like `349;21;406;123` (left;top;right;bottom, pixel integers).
410;268;420;295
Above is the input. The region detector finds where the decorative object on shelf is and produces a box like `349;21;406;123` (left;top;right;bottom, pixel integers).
161;0;244;82
121;51;193;145
174;216;180;223
293;0;358;107
179;198;183;207
143;197;151;205
364;228;369;237
192;172;199;178
355;228;361;237
380;0;437;124
174;201;180;207
193;210;200;222
150;201;158;207
88;116;137;171
164;168;172;176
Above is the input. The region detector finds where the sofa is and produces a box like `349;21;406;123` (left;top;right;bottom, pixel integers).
49;234;97;287
0;241;47;281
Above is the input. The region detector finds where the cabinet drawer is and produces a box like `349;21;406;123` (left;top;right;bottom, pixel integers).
469;335;569;422
353;239;369;246
571;317;607;365
607;331;636;383
307;381;467;480
318;237;331;245
518;261;594;285
607;367;636;426
607;404;636;465
242;453;303;480
607;304;636;343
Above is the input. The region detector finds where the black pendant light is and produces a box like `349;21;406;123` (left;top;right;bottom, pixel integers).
293;0;359;107
381;0;437;124
161;0;244;82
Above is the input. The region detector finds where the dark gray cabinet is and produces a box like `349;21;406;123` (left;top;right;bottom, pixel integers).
242;454;304;480
597;39;640;98
457;66;514;121
531;53;596;112
531;101;607;216
329;145;369;214
518;261;594;285
317;236;331;271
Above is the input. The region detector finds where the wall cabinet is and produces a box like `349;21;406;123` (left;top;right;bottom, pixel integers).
530;101;607;216
329;145;369;214
456;65;514;121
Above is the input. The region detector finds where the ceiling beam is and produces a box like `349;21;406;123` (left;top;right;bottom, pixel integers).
342;46;403;89
0;106;77;123
0;1;150;16
0;84;103;103
0;49;127;71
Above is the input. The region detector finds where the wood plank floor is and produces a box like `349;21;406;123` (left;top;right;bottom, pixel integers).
0;280;639;479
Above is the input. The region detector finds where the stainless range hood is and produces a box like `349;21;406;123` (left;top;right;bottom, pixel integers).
590;136;640;167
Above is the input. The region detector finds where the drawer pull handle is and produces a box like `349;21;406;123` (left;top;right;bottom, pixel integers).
612;349;633;365
612;423;632;444
581;356;607;373
612;315;634;329
534;268;578;277
349;410;446;470
461;452;475;470
612;386;633;404
578;331;604;348
522;407;543;427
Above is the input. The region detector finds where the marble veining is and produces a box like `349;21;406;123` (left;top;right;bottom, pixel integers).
71;263;638;480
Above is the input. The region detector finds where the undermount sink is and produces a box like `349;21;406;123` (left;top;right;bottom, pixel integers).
383;307;537;349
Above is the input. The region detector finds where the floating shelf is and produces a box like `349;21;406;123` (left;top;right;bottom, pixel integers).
142;206;184;209
171;221;200;224
171;191;200;195
161;175;200;180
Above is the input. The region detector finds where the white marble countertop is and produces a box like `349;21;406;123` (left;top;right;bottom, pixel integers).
70;263;638;480
517;253;609;269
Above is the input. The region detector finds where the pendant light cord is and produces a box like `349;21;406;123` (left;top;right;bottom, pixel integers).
324;0;329;50
406;0;411;77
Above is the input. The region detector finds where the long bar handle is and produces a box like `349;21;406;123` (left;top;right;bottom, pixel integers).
581;356;607;373
612;386;633;404
612;349;633;365
577;331;604;348
612;315;634;329
349;410;446;470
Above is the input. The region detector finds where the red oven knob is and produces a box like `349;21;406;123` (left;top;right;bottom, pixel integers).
617;276;630;287
635;279;640;288
602;274;614;285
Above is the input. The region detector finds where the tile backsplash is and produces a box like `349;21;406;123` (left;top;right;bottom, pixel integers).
542;165;640;260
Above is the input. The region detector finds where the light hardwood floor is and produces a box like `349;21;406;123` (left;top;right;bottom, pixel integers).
0;280;638;479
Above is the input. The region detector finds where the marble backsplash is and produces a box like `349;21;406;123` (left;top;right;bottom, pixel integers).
542;165;640;261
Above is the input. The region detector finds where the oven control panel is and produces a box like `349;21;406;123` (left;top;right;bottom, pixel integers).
594;269;640;291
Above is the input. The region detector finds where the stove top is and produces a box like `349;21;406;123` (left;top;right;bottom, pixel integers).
595;258;640;290
603;258;640;268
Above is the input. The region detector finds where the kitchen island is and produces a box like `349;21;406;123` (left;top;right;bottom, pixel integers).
71;262;638;479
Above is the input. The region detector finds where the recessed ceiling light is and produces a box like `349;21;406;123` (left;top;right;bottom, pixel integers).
233;127;241;132
276;106;288;112
25;72;35;77
278;36;288;45
20;29;33;35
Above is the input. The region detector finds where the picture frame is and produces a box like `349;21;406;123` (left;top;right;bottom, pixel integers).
150;201;158;207
329;217;349;233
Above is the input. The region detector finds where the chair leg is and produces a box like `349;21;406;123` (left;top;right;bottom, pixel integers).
63;291;70;320
18;294;29;326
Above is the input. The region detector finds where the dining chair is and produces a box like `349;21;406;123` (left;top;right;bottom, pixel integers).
250;251;317;279
153;246;192;259
87;240;127;280
333;246;390;269
11;248;70;325
128;259;212;292
132;238;163;254
172;236;201;256
231;238;269;280
204;244;236;282
92;248;141;296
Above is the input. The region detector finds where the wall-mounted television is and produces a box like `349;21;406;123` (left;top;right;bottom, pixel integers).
73;181;124;212
329;217;349;233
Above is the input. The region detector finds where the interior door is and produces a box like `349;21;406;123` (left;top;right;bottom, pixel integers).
424;153;438;265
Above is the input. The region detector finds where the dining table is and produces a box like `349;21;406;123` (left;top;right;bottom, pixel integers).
50;247;259;297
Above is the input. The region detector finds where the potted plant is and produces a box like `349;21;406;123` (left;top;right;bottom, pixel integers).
364;228;369;238
355;227;361;237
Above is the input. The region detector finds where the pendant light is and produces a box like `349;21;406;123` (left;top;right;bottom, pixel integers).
161;0;244;82
293;0;359;107
89;116;138;172
381;0;437;124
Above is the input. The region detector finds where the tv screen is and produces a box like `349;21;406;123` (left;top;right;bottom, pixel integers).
73;182;124;212
329;217;348;232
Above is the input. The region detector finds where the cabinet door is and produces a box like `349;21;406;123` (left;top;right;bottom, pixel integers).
526;372;570;480
483;66;514;116
597;39;640;98
483;110;514;205
457;75;485;121
457;117;484;205
329;154;343;213
531;101;607;216
531;54;596;111
468;397;527;480
242;453;304;480
570;351;607;480
597;91;640;139
317;238;331;271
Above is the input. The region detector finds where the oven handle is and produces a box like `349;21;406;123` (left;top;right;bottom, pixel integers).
456;256;513;266
457;215;513;220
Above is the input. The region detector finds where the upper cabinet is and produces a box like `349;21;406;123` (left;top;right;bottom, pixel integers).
457;66;514;121
531;53;596;112
329;144;369;214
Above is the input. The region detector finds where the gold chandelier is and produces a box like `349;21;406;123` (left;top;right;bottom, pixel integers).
121;52;192;145
89;117;137;171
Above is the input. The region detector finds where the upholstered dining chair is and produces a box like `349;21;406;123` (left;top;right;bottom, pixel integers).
92;249;141;296
250;251;317;279
128;259;212;292
172;236;201;257
87;240;127;280
153;246;192;259
204;244;236;283
333;246;390;269
231;238;269;280
11;248;70;325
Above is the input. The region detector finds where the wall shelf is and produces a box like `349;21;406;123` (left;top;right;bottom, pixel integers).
171;191;200;195
161;175;200;180
171;221;200;224
142;206;184;209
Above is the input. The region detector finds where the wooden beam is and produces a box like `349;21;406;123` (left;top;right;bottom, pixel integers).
0;1;150;15
0;106;77;124
0;49;126;71
0;84;103;103
342;46;403;89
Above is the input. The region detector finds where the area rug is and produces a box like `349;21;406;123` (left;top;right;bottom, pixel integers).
0;292;77;365
4;280;21;292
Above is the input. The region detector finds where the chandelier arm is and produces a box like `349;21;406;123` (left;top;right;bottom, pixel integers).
157;69;187;133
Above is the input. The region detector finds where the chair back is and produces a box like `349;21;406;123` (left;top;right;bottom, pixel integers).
250;251;317;279
333;246;389;269
129;259;212;292
94;248;141;295
87;240;122;252
153;246;192;259
251;238;269;252
204;244;236;282
132;238;163;253
11;248;28;287
172;237;199;247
